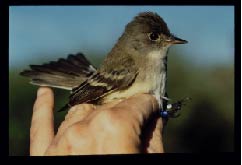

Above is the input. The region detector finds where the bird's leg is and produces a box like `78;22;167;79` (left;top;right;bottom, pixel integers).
159;93;170;118
160;96;191;119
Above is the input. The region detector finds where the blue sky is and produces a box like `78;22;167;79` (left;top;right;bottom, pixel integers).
9;6;234;68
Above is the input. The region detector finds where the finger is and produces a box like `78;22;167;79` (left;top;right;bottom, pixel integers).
30;87;55;156
111;94;162;153
97;99;123;109
65;104;96;121
56;104;95;137
113;93;159;124
147;117;164;153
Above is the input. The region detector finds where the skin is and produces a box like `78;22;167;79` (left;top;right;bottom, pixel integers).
30;87;164;156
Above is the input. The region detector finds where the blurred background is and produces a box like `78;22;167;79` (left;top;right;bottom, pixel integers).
9;6;234;155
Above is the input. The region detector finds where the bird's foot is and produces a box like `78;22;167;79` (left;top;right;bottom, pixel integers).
160;97;191;119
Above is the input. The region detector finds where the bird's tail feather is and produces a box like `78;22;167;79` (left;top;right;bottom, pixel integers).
20;53;97;90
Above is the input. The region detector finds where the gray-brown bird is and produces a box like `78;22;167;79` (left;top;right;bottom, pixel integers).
20;12;187;112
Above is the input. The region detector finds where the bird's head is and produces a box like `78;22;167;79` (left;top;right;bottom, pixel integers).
118;12;188;57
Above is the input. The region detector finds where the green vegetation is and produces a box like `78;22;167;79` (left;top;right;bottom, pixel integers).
9;52;234;155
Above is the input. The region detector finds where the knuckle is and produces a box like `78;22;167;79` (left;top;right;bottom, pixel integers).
66;104;94;119
93;109;128;132
95;110;109;123
97;110;119;124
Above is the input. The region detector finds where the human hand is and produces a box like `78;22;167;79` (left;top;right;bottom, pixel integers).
30;87;164;156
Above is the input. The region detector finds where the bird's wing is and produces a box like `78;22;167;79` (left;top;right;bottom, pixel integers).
20;53;97;90
63;68;138;109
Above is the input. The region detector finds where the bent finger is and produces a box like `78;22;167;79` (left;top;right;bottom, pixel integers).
113;93;159;124
56;104;95;137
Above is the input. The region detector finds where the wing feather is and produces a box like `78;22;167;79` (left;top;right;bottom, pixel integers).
64;68;138;109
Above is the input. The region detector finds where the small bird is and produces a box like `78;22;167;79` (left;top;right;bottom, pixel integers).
20;12;188;113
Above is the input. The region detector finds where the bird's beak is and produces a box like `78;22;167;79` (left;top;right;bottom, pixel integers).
166;36;188;44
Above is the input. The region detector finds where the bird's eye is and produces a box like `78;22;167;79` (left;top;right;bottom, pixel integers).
148;32;160;41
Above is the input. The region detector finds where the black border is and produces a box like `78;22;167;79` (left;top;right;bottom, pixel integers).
4;0;240;163
7;0;237;6
234;0;241;156
1;0;9;157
